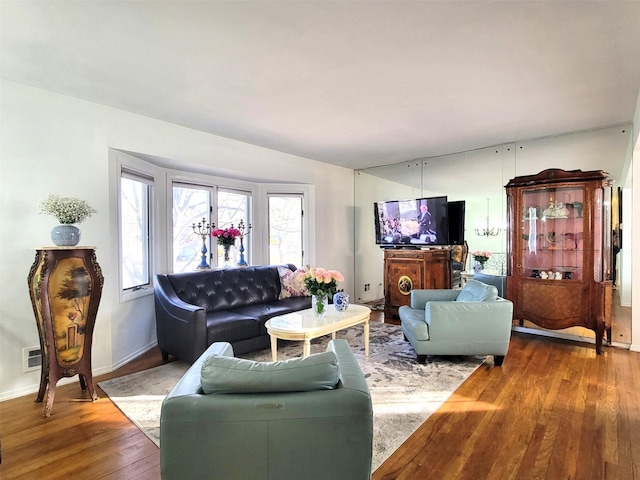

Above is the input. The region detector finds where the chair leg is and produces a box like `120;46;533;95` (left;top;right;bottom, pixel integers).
417;354;427;364
494;355;505;367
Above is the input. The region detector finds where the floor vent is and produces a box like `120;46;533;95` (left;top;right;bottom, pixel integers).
23;346;42;372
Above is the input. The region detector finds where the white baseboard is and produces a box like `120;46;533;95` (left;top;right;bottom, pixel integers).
109;341;158;371
512;326;631;350
0;341;158;403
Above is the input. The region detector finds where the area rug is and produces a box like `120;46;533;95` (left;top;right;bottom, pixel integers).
98;322;485;471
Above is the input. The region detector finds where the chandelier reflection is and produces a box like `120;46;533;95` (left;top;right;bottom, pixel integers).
474;198;502;237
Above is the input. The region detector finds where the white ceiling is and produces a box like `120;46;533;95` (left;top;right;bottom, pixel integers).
2;1;639;171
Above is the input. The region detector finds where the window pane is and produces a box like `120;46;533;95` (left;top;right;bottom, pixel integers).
217;190;250;265
173;186;211;272
269;195;303;266
120;177;150;289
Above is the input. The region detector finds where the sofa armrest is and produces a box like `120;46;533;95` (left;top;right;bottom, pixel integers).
410;289;460;309
327;339;370;396
167;342;234;398
154;274;208;363
425;298;513;343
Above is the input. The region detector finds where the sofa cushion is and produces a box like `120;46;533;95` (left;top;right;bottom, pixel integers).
235;297;312;335
200;350;340;394
206;311;261;343
167;265;284;312
455;279;498;302
277;266;309;299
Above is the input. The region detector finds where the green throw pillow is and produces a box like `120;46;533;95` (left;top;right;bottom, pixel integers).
201;350;339;394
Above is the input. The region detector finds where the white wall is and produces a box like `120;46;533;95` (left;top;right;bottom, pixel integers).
0;80;354;401
631;90;640;352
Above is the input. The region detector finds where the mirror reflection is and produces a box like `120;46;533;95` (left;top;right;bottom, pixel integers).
354;126;632;348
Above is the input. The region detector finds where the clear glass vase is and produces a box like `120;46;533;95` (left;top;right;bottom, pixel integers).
312;293;329;318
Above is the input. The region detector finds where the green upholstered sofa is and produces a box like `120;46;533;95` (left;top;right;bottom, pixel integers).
399;279;513;366
160;339;373;480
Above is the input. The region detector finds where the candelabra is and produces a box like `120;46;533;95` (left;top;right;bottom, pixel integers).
236;219;252;266
192;217;215;269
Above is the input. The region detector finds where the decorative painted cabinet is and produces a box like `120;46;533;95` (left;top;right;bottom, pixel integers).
505;169;613;354
384;248;452;320
28;247;103;417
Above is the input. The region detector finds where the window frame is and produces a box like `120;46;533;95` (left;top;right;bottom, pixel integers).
167;171;258;268
261;184;314;268
171;182;216;272
110;153;314;304
217;187;252;266
116;162;156;303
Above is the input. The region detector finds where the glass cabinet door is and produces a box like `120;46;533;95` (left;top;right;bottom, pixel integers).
594;186;612;283
520;186;584;281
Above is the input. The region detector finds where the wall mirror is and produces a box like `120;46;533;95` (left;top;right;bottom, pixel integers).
354;126;632;348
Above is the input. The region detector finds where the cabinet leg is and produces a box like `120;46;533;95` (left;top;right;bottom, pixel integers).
595;318;605;355
35;368;48;403
44;382;56;418
494;355;505;366
80;373;99;401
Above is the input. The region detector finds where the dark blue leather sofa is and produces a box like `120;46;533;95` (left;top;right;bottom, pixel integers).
154;264;310;363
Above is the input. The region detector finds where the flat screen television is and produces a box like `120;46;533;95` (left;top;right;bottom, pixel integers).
447;200;466;245
374;196;449;246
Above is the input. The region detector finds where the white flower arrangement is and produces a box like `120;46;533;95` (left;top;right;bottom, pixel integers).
40;194;97;224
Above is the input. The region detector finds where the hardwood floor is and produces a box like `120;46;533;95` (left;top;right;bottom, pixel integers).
1;306;638;479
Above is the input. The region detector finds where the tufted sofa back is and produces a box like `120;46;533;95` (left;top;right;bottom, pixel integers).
164;265;295;312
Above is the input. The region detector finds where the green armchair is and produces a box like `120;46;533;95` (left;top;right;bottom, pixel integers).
160;339;373;480
399;279;513;366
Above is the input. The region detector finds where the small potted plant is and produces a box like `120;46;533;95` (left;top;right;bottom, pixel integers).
40;194;97;246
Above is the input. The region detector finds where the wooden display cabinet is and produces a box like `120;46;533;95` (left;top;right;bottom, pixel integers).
505;169;613;354
28;247;104;416
384;248;452;320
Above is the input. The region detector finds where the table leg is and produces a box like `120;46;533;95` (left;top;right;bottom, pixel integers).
364;318;370;359
270;335;278;362
303;339;311;358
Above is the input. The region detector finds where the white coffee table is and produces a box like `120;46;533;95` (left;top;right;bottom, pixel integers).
265;304;371;361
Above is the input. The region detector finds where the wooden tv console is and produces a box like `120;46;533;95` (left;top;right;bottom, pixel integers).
383;248;452;320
